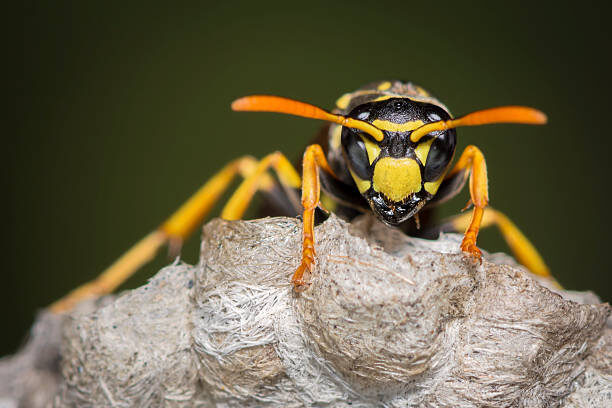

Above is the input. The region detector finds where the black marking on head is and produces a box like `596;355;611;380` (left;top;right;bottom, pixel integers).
341;128;371;180
348;97;451;127
367;189;433;226
423;129;457;182
387;134;409;158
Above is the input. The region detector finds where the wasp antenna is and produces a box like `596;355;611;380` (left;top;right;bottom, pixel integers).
410;106;547;142
231;95;334;119
232;95;384;141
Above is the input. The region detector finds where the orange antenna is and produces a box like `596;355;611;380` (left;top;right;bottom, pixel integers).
410;106;548;142
232;95;385;141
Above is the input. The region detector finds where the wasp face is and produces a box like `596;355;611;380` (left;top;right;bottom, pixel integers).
340;98;457;226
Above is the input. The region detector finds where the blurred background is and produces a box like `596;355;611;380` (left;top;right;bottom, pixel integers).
6;1;610;356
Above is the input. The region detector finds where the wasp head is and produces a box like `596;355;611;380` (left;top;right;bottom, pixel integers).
340;98;457;225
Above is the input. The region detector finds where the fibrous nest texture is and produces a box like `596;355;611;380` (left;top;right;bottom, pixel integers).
0;215;610;407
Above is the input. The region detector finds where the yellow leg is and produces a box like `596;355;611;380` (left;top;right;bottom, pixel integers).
446;145;489;260
49;231;166;313
220;151;301;220
49;156;274;313
447;208;551;278
291;144;338;291
218;147;336;291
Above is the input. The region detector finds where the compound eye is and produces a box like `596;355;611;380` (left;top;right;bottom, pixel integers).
423;129;457;181
341;128;371;180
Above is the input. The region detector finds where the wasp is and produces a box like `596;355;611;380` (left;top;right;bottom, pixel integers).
51;80;550;312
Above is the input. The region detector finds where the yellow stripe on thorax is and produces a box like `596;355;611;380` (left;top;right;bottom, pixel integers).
335;93;353;110
336;90;415;110
377;81;392;91
373;95;394;102
335;90;382;110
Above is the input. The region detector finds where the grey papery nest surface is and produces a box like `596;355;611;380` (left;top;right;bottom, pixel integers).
0;215;610;407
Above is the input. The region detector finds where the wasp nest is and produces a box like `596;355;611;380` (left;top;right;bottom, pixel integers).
0;215;610;407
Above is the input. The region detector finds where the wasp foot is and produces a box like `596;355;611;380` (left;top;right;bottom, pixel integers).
460;238;483;263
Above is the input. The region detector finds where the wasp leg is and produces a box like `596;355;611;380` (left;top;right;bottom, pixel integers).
219;151;301;220
291;144;338;291
442;208;551;278
446;145;489;260
215;147;335;291
49;156;276;313
217;151;323;290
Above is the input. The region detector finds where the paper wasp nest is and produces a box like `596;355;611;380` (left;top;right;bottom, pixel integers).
0;215;610;407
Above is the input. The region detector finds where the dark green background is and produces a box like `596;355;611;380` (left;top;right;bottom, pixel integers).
6;1;610;356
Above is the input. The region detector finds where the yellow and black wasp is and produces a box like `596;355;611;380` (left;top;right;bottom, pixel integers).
51;80;550;311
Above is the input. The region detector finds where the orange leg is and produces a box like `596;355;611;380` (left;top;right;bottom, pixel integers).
216;145;336;291
291;144;338;291
49;156;276;313
446;145;489;260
